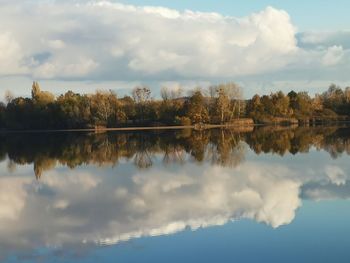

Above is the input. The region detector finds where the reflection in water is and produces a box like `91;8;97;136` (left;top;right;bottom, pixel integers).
1;126;349;178
0;126;350;261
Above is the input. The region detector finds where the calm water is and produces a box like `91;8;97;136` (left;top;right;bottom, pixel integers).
1;126;350;262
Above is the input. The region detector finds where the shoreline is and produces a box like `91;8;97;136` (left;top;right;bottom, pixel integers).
1;121;350;134
0;124;256;134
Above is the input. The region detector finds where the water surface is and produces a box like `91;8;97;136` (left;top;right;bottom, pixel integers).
1;126;350;262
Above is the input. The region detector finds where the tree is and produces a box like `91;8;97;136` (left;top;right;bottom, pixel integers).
322;84;345;113
119;96;136;123
185;90;209;124
31;81;55;105
287;90;298;111
296;92;312;116
246;94;263;120
216;83;243;119
345;87;350;103
271;91;290;117
215;87;230;124
312;94;324;112
88;90;122;127
160;86;170;102
56;91;91;128
132;86;151;123
260;95;274;115
31;81;41;101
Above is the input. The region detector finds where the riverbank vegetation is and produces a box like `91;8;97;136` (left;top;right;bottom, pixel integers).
1;82;350;130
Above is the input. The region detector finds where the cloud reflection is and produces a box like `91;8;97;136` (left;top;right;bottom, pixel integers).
0;129;349;260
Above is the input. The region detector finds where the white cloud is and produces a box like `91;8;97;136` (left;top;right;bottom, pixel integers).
0;32;27;75
0;1;299;80
0;1;349;97
325;165;346;186
298;30;350;49
33;57;98;79
322;45;344;66
45;39;66;50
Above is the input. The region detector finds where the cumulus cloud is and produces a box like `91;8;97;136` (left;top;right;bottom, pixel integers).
0;32;27;75
0;1;299;80
298;30;350;49
33;57;98;79
1;0;350;97
322;45;344;66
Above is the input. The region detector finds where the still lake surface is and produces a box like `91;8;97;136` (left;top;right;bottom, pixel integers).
1;126;350;262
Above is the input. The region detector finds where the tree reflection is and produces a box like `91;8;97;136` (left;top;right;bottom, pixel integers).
1;126;350;178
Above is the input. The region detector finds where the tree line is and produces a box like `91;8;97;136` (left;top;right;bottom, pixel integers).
1;82;350;130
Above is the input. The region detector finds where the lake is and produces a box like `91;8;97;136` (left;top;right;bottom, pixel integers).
1;126;350;262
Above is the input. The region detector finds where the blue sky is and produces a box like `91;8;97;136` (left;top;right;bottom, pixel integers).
117;0;350;30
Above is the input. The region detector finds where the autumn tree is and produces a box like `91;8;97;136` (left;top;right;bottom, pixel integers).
246;94;263;120
271;91;290;117
216;83;243;119
185;90;209;124
119;96;136;123
89;90;122;127
288;91;312;117
31;81;55;105
55;90;96;128
322;84;345;113
159;86;183;124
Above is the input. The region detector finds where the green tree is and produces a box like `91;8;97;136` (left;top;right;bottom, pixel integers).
56;91;91;128
271;91;290;117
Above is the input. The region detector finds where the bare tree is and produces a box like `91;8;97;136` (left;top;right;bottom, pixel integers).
161;86;183;102
208;85;218;99
132;86;151;104
161;86;170;101
218;82;243;120
132;86;151;122
4;90;14;104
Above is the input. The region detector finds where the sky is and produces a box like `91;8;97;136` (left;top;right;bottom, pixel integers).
117;0;350;31
0;0;350;99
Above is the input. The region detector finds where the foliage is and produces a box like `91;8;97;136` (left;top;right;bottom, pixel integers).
1;82;350;130
184;90;209;124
